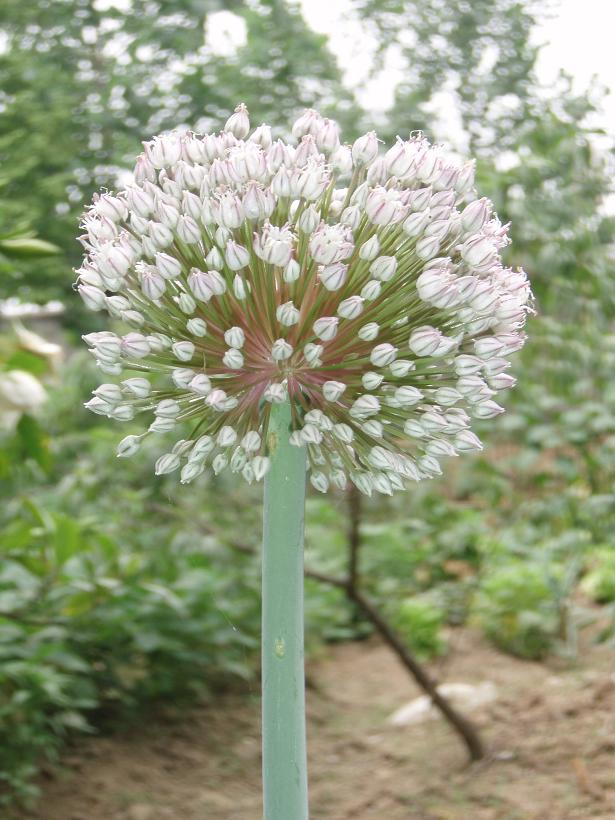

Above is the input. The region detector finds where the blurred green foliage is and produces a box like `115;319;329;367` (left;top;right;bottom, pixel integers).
1;0;615;810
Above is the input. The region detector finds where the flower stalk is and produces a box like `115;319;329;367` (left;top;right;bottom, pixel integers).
261;398;309;820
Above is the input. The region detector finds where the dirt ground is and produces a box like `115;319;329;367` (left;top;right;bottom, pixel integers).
25;629;615;820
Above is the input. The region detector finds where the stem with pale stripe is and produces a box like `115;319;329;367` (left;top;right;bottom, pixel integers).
261;398;309;820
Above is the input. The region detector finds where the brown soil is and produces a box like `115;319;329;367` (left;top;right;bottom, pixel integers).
26;630;615;820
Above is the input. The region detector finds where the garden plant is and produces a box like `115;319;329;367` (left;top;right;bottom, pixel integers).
76;104;530;818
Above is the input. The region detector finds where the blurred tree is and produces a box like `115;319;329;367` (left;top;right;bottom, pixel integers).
355;0;541;150
0;0;351;305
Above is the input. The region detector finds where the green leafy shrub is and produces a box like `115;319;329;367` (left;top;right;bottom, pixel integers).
474;563;562;659
390;597;446;661
581;548;615;603
0;497;262;809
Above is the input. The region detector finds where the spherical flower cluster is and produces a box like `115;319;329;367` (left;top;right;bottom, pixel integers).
76;103;531;494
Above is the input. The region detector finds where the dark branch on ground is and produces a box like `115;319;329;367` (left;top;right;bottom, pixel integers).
222;485;485;762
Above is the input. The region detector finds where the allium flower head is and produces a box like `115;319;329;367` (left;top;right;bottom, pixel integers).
76;104;531;494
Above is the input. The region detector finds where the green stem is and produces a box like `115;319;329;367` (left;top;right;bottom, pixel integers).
261;399;309;820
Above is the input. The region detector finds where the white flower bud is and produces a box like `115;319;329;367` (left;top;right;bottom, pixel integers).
154;252;181;280
425;439;457;458
251;456;271;482
369;446;396;470
350;395;380;419
149;416;176;433
264;383;287;403
363;420;383;438
186;318;207;337
78;285;107;311
93;383;123;405
394;386;423;406
176;215;201;244
403;209;431;237
337;296;363;320
461;235;497;272
361;280;382;301
108;403;134;421
369;256;397;282
180;461;204;484
206;388;228;411
297;205;320;234
84;396;111;415
139;268;166;300
212;453;228;475
352;131;379;166
365;188;406;225
454;355;484;376
362;371;383;390
357;322;379;342
409;326;442;357
454;430;483;452
289;431;305;446
145;136;182;169
487;372;516;391
340;205;361;231
186;374;210;396
418;454;442;477
188;270;212;302
121;309;146;327
156;200;180;229
332;423;354;443
147;221;174;249
155;452;181;475
118;378;149;399
145;333;171;353
175;293;195;314
415;234;441;260
242;431;261;452
461;198;490;234
233;275;247;299
472;400;505;419
370;343;397;367
271;339;293;361
153;399;179;419
219;328;243;352
310;472;329;493
253;224;294;267
329;145;351;176
171;368;194;389
309;225;353;265
322;381;346;402
318;263;347;291
216;192;244;230
404;419;426;438
225;103;250;139
172;439;194;457
433;387;462;406
116;434;142;458
384;137;416;177
121;333;150;359
249;124;272;148
191;435;214;458
313;317;338;341
389;359;414;377
300;423;322;445
474;336;505;359
205;246;224;269
223;348;244;369
172;341;195;362
216;426;237;448
276;301;300;326
304;343;323;364
283;259;301;283
220;241;248;274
